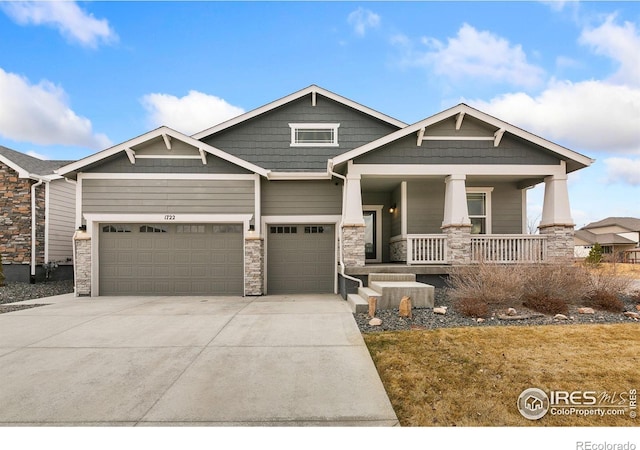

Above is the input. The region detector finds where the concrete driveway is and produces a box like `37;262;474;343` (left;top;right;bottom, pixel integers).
0;293;398;426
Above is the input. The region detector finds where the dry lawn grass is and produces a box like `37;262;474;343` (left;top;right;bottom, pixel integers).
599;263;640;280
364;324;639;427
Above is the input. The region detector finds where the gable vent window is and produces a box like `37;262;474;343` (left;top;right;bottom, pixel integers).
289;123;339;147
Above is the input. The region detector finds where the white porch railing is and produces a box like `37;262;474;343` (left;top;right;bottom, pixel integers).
407;234;448;264
471;235;548;263
405;234;548;264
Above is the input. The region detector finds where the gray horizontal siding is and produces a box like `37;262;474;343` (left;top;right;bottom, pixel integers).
85;153;253;174
354;134;561;165
83;179;255;214
261;180;342;215
47;179;76;263
407;180;446;234
202;94;399;172
426;115;496;137
469;181;523;234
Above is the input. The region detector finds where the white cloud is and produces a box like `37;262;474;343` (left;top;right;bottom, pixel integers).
142;90;245;135
579;14;640;87
469;79;640;154
1;1;117;48
400;23;545;88
348;7;380;37
604;157;640;186
0;68;111;149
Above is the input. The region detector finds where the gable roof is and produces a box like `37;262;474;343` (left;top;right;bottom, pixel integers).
330;103;595;172
582;217;640;232
56;126;270;178
575;229;637;246
191;85;408;140
0;146;73;179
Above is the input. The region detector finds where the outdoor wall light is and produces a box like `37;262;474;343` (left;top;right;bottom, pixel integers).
248;224;255;232
389;204;397;214
78;225;87;232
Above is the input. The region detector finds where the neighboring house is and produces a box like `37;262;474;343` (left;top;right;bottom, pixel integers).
56;85;594;297
0;146;75;282
575;217;640;260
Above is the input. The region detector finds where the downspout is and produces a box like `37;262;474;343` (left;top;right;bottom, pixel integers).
30;176;45;283
329;167;363;289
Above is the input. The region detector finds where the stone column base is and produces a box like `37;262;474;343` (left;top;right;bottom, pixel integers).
244;237;264;296
442;224;472;265
390;236;407;262
342;224;365;267
539;224;575;263
73;230;91;296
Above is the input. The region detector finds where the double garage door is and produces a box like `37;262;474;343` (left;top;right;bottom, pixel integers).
99;223;243;295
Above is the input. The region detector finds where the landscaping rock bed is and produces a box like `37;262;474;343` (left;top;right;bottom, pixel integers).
355;288;640;333
0;280;74;306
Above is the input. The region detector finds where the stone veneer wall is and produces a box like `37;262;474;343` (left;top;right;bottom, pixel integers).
443;224;472;265
244;237;263;295
0;163;45;267
342;224;365;267
73;231;91;296
539;224;575;263
389;237;407;262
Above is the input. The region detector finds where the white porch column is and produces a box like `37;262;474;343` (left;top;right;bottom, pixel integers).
343;173;365;226
539;173;574;227
442;174;470;227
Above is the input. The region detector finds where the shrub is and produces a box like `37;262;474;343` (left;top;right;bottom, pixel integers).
521;264;590;307
584;291;624;312
445;263;524;307
454;297;489;318
522;294;569;315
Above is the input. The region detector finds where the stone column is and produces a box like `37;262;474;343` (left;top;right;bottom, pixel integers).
342;224;365;267
389;236;407;262
244;237;263;296
442;224;472;265
539;173;575;263
539;224;575;263
73;230;91;296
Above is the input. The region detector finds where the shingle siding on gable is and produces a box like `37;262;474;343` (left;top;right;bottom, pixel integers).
201;94;399;171
84;153;253;174
354;134;562;166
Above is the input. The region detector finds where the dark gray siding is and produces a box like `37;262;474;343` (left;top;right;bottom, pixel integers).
406;180;446;234
83;179;255;214
202;94;400;172
47;179;76;263
390;184;402;237
84;153;253;174
354;134;561;165
426;115;496;137
261;180;342;215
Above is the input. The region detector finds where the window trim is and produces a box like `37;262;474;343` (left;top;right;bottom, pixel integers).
289;123;340;147
466;187;493;234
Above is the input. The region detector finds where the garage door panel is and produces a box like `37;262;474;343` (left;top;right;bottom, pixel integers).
99;223;243;296
267;223;334;295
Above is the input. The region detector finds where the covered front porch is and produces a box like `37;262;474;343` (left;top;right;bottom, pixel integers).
339;169;576;271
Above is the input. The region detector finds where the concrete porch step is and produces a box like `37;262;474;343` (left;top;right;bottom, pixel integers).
347;294;369;314
368;280;434;309
357;286;381;300
368;273;416;284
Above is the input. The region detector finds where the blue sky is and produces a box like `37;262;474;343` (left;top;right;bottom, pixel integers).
0;1;639;229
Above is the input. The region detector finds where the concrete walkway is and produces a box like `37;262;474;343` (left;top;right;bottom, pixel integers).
0;293;398;426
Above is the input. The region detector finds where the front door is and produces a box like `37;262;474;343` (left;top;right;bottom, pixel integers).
363;206;382;263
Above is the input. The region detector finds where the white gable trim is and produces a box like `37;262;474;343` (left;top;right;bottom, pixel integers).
56;126;270;177
191;85;407;139
331;104;594;169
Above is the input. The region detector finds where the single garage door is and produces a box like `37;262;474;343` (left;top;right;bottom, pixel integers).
99;223;243;295
267;224;335;294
